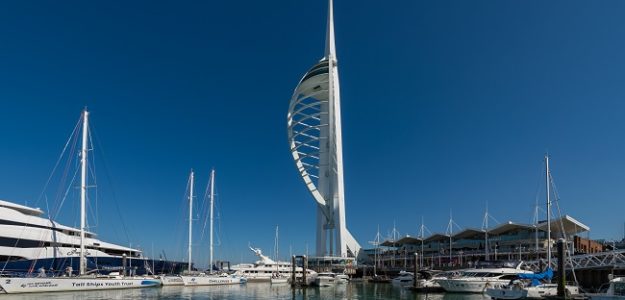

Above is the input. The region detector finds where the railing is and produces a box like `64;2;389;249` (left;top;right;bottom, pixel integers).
525;249;625;271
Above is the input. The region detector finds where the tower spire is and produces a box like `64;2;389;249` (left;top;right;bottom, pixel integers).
325;0;336;59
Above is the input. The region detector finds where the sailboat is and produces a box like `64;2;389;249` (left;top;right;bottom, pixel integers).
485;155;579;299
0;109;161;293
158;171;198;287
180;169;245;286
270;226;288;284
368;226;390;283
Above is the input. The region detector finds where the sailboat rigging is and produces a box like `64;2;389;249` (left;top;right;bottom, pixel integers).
0;109;161;293
485;155;580;299
180;169;246;286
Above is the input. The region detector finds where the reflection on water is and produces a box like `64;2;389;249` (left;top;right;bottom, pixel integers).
0;282;493;300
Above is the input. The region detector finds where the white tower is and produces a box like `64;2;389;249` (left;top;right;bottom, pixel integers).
287;0;361;258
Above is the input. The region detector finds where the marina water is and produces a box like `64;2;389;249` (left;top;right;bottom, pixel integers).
0;283;493;300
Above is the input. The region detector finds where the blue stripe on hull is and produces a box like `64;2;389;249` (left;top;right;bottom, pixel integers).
0;257;189;275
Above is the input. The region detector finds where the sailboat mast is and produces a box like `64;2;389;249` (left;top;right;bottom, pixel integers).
188;170;194;272
545;155;552;266
483;206;489;261
274;225;279;261
209;168;215;272
420;217;424;268
79;109;89;276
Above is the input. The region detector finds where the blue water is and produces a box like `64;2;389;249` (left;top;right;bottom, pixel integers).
0;283;493;300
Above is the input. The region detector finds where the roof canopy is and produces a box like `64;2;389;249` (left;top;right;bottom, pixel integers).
453;228;486;240
536;215;589;236
371;215;590;248
488;221;535;236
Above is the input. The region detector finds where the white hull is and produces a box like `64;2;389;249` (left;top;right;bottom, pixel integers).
587;276;625;300
181;274;244;286
159;275;184;286
0;277;160;294
588;296;625;300
314;278;336;287
270;277;289;284
487;284;579;299
336;274;349;284
314;273;337;287
439;278;511;293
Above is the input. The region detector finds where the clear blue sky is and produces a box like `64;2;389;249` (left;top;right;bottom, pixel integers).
1;0;625;268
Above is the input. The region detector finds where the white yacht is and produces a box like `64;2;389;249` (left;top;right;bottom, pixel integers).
391;271;414;287
231;247;317;284
178;170;246;286
588;276;625;300
391;270;447;291
487;282;579;299
485;267;579;299
0;111;185;277
314;272;337;287
181;272;244;286
336;273;349;284
0;109;164;293
416;270;449;292
158;274;184;286
437;261;533;293
0;199;156;274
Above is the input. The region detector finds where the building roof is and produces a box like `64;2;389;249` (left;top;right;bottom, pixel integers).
488;221;535;235
453;228;486;240
379;235;418;247
424;233;450;243
375;214;591;248
396;236;423;245
536;215;590;236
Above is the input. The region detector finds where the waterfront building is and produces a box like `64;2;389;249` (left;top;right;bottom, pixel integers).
366;215;591;272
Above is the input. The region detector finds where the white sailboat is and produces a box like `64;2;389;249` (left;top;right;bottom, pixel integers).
180;169;245;286
486;155;579;299
270;226;288;284
0;109;161;294
159;171;198;286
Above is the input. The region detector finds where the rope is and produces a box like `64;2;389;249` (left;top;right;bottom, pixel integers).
549;169;579;285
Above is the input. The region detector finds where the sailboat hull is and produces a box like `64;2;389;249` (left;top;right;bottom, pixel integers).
0;277;161;294
181;275;244;286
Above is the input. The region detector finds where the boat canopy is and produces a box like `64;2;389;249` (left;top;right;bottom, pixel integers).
517;267;553;286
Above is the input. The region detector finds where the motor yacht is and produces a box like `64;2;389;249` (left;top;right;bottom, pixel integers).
314;272;337;287
437;261;533;293
588;276;625;300
231;247;317;284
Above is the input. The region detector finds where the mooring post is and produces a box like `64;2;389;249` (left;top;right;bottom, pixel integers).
303;255;308;286
291;255;296;286
122;253;127;276
557;239;566;297
413;253;419;288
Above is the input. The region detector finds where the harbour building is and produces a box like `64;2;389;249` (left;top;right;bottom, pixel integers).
365;215;595;272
